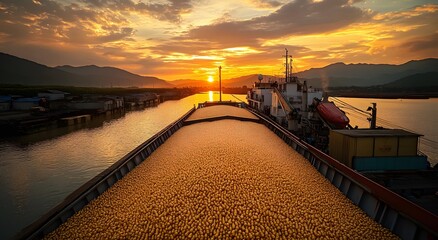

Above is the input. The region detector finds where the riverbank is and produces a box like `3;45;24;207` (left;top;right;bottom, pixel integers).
0;86;200;136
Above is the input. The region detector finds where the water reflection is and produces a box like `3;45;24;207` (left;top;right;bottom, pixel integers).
209;91;214;102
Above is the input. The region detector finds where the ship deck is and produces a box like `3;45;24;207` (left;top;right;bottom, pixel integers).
45;105;396;239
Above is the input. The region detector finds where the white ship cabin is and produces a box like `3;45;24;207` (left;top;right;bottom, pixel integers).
247;82;275;114
277;76;322;110
271;76;323;130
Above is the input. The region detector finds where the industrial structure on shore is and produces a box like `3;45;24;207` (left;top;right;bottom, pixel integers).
0;92;160;135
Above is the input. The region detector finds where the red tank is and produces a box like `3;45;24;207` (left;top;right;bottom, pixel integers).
316;102;349;129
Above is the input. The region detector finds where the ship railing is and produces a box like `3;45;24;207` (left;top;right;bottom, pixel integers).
417;150;428;157
246;106;438;240
17;107;197;240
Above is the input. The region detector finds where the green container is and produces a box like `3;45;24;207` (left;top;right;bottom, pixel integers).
353;156;428;171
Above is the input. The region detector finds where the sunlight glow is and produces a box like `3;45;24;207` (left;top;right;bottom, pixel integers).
208;76;214;82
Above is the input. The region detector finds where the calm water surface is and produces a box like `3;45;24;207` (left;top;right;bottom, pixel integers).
0;93;436;239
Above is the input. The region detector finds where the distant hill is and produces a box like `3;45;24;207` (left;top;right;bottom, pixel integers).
169;79;214;88
0;52;173;88
223;74;256;87
296;59;438;88
56;65;172;88
0;52;80;86
382;72;438;88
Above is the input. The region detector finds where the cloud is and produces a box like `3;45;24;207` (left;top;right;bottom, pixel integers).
185;0;371;47
82;0;194;23
247;0;285;8
361;4;438;61
0;0;135;44
400;33;438;53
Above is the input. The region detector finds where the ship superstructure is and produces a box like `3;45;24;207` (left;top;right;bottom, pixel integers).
247;49;349;150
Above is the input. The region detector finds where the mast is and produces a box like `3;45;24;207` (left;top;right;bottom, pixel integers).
219;66;222;102
283;48;293;82
285;48;288;81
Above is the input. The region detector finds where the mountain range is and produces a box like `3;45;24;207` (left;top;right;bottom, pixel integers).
0;52;172;88
296;59;438;88
1;52;437;89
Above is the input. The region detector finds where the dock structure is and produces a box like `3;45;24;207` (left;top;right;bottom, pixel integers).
44;105;396;239
58;115;91;126
20;103;437;239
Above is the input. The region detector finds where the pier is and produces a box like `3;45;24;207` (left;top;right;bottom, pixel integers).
20;103;437;239
58;115;91;126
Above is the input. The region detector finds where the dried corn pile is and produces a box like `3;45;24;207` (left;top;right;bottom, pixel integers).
46;119;397;239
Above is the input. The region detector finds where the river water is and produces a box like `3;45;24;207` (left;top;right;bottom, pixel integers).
0;93;436;239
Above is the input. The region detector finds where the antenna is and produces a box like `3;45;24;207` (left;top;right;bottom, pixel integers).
283;48;292;82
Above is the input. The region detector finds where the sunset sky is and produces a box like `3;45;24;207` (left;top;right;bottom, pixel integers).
0;0;437;81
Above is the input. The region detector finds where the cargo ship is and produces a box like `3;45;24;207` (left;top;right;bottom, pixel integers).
16;101;437;239
16;53;437;239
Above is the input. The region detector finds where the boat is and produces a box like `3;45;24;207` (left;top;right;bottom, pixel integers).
15;51;437;239
315;100;350;129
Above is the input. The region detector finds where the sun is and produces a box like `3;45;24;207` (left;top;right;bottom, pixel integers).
207;76;214;82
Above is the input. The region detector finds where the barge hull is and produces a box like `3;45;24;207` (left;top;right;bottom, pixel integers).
18;103;437;239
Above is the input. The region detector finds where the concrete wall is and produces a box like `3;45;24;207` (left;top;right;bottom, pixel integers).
38;93;65;101
12;101;39;110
